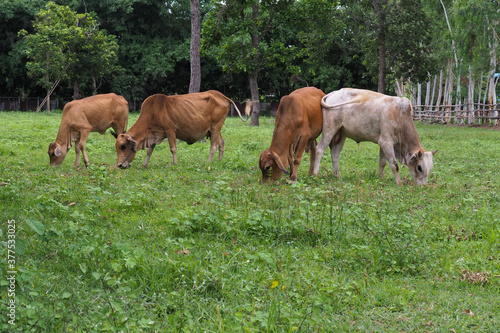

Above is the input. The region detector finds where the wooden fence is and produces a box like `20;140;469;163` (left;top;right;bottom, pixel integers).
413;103;500;125
398;68;499;126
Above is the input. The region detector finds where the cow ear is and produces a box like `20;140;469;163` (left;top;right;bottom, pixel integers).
410;152;418;162
54;145;62;157
432;149;438;156
418;151;423;159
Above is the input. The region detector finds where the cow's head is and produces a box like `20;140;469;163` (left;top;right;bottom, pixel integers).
259;150;289;182
408;149;438;185
114;132;137;168
48;142;67;166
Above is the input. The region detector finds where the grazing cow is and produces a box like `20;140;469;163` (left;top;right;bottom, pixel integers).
313;88;437;185
259;87;326;182
114;90;252;168
48;93;128;167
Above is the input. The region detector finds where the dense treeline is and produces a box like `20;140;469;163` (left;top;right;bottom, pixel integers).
0;0;498;111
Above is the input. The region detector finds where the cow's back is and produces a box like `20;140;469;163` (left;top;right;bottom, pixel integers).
135;91;231;144
63;93;128;132
322;89;395;141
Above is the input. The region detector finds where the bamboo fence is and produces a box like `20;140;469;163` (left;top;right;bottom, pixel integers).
398;67;499;126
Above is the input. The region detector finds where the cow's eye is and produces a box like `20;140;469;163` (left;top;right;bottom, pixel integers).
265;166;271;170
417;165;423;173
120;144;127;150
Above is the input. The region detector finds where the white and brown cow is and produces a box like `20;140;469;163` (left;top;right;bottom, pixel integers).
114;90;252;168
313;88;437;185
259;87;326;182
48;93;129;167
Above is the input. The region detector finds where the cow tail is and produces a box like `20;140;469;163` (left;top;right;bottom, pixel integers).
224;95;253;122
322;99;359;109
321;92;360;109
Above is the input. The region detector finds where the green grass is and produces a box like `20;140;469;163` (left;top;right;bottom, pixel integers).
1;110;499;332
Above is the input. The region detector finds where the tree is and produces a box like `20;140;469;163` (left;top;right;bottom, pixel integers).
67;17;120;99
189;0;201;93
452;0;499;122
0;0;46;97
290;0;363;93
340;0;434;93
203;0;298;125
20;2;76;112
19;1;119;111
69;0;193;101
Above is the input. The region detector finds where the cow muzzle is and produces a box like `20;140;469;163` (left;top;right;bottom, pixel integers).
117;161;130;169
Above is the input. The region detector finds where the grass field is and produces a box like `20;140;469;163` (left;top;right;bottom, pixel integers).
1;110;499;332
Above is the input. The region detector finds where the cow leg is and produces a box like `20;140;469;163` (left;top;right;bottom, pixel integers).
208;129;223;162
378;148;388;180
378;142;402;186
218;135;225;160
82;131;91;167
143;144;156;168
207;141;216;162
313;128;339;176
290;136;310;181
74;142;81;168
329;132;346;179
166;133;178;165
307;140;317;175
76;130;91;167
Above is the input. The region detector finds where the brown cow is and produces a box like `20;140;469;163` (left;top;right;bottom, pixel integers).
114;90;252;168
48;93;128;167
259;87;326;182
313;88;437;185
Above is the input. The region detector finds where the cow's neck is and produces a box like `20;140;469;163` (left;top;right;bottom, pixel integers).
395;120;423;164
269;127;294;167
54;124;74;152
127;126;147;147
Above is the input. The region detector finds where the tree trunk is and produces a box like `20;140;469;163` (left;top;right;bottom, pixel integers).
73;80;81;100
435;69;443;122
189;0;201;93
488;27;498;125
373;0;386;94
46;90;51;113
249;72;260;126
468;66;475;124
45;61;50;113
249;4;261;126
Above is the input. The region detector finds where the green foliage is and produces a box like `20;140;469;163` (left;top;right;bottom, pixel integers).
0;0;498;101
69;0;193;99
18;1;119;96
202;1;298;79
340;0;436;90
0;0;47;95
452;0;500;73
19;2;73;90
1;112;499;331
